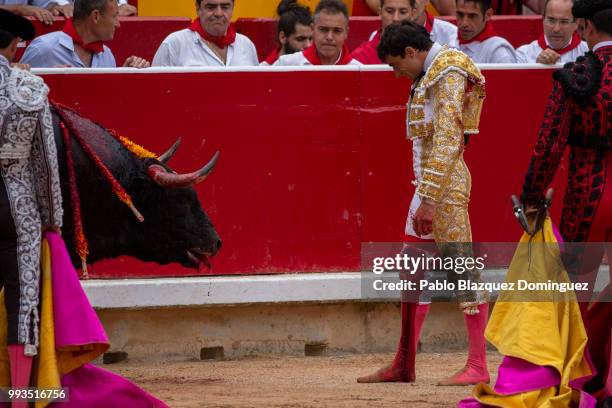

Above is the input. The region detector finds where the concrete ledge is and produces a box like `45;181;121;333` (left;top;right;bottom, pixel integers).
82;267;609;309
83;273;362;309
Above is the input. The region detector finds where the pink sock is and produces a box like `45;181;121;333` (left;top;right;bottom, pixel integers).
8;345;33;408
464;303;489;372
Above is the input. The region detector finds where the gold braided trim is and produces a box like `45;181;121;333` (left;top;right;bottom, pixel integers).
408;122;434;139
417;46;485;93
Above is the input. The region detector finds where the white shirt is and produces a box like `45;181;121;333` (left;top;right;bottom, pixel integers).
516;37;588;63
367;18;459;49
274;50;361;66
152;29;259;67
459;36;517;63
431;19;458;49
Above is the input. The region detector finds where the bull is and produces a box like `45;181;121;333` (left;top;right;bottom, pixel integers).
50;105;221;271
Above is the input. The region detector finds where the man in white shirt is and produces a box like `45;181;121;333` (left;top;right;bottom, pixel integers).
412;0;458;48
456;0;517;63
275;0;360;66
152;0;258;67
260;0;313;66
516;0;587;64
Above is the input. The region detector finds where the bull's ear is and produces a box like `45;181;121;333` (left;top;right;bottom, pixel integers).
158;138;182;164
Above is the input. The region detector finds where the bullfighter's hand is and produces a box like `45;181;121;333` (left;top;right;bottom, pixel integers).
413;198;436;237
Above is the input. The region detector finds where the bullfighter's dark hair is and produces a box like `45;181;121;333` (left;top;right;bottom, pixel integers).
377;20;433;61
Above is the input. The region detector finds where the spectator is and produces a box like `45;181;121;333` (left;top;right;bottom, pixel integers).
261;0;313;65
20;0;149;68
152;0;258;67
352;0;412;64
0;0;55;24
353;0;457;64
36;0;138;17
456;0;517;62
275;0;360;65
516;0;587;63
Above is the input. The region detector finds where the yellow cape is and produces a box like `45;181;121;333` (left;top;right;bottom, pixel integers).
470;218;592;407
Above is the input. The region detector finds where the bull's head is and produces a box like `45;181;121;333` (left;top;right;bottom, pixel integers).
140;140;222;268
52;107;221;271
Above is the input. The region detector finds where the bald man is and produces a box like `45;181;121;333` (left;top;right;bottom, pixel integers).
516;0;587;64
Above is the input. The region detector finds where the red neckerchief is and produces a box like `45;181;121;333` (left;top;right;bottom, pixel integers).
537;32;582;55
351;30;382;64
62;19;104;54
458;21;498;45
263;47;280;64
303;43;353;65
424;12;435;33
189;18;236;48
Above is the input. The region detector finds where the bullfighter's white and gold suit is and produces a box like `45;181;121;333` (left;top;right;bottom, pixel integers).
405;44;488;308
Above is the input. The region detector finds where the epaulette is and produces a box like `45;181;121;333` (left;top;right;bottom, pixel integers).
8;67;49;112
417;46;485;92
553;52;602;107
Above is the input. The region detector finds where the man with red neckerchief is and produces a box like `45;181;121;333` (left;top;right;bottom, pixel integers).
352;0;457;65
260;0;312;66
20;0;148;68
152;0;258;67
517;0;587;64
275;0;360;66
456;0;517;62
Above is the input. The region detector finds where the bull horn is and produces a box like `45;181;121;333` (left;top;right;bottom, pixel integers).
148;151;220;188
158;138;182;164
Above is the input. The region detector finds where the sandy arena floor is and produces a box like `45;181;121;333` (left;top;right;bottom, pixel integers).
106;352;503;408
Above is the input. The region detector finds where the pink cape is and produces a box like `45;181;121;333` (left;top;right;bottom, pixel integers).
45;232;168;408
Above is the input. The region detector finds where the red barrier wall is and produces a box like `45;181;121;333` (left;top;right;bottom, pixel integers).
39;67;563;278
236;16;544;61
19;16;543;66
